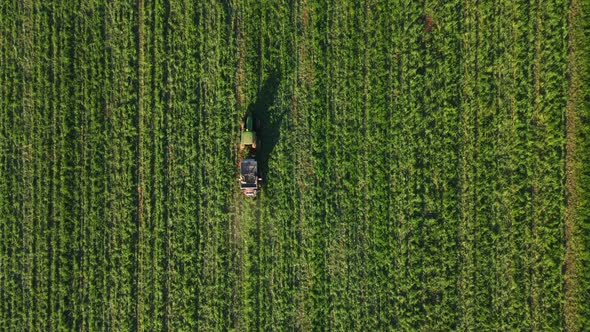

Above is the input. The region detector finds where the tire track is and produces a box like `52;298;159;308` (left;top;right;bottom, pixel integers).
230;1;247;329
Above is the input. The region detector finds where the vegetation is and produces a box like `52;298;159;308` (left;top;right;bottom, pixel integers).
0;0;588;330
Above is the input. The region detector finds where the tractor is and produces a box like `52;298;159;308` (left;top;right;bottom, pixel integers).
239;113;262;197
240;112;260;150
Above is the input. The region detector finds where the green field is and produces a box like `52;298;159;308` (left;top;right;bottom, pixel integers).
1;0;589;330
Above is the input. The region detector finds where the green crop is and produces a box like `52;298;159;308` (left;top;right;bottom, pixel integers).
0;0;588;330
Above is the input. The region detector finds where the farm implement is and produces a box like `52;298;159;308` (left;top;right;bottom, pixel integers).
239;112;262;197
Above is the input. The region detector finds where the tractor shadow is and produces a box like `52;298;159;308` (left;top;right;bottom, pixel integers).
246;74;286;185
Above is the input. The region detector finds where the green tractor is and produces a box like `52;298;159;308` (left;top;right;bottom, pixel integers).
240;112;260;150
239;113;261;197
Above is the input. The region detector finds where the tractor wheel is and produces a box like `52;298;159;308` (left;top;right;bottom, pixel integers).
240;144;245;150
252;142;256;149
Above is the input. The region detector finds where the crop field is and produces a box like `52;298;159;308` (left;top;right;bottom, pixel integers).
1;0;589;330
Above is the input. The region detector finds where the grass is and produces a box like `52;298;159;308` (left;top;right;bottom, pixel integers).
0;0;588;330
